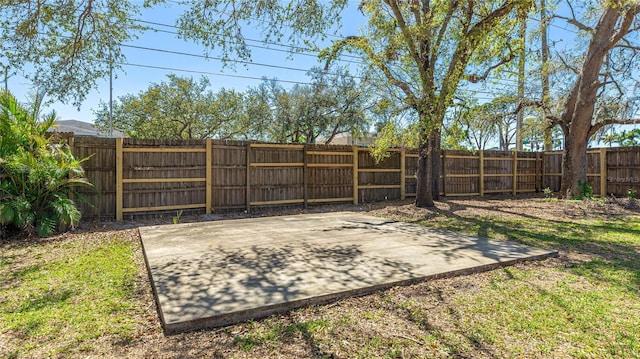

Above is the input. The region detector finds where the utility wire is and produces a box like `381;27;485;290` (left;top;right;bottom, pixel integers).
116;61;312;85
147;27;365;65
123;44;313;74
130;26;521;86
143;26;365;65
121;43;369;81
118;61;508;102
134;19;365;62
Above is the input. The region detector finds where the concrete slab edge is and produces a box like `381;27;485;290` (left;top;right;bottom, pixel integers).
161;249;559;335
137;229;168;330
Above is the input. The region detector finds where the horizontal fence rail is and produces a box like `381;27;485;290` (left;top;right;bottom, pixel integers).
53;133;640;220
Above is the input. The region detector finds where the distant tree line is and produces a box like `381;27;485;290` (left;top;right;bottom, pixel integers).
94;67;371;144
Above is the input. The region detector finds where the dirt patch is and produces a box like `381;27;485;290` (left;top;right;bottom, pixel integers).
368;194;640;222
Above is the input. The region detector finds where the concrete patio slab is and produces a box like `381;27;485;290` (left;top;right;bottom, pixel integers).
139;212;557;334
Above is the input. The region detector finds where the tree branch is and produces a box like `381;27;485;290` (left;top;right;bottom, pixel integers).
556;52;580;75
609;5;640;47
385;0;429;86
431;0;458;64
409;0;421;26
552;14;593;32
514;98;562;127
438;0;529;112
589;118;640;138
615;38;640;51
466;43;516;83
323;36;419;108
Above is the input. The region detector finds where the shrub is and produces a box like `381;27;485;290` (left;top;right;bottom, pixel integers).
576;180;593;200
543;187;553;199
0;92;93;237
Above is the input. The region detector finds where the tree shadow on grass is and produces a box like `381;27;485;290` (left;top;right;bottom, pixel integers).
420;204;640;294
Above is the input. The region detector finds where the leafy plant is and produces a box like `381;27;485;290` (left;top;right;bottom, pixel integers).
172;210;183;225
0;92;93;237
576;180;593;200
543;187;554;199
627;188;637;199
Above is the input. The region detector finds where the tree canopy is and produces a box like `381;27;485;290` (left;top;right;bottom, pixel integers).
94;75;256;140
254;67;370;144
94;70;371;143
540;0;640;197
0;0;143;106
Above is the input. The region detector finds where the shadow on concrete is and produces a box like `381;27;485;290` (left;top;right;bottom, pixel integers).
150;239;420;333
140;212;557;334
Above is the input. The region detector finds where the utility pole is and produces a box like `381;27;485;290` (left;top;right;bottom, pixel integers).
541;0;552;151
515;12;526;151
109;53;114;138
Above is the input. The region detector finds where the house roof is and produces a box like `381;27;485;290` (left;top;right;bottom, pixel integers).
50;120;122;137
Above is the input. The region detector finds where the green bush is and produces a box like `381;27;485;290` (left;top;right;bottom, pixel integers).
577;180;593;200
0;92;93;237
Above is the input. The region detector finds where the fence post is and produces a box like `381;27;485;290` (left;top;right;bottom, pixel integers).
479;150;484;197
400;148;406;200
67;135;76;203
536;152;541;192
442;151;447;197
353;145;359;205
68;134;75;156
303;145;309;208
542;152;547;190
116;137;123;221
600;147;607;197
246;143;251;213
205;139;212;214
512;151;518;196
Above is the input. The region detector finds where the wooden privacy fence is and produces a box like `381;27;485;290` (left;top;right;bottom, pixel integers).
63;135;640;220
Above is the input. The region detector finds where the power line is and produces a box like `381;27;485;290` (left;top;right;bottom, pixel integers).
126;33;521;87
120;43;368;81
138;24;366;66
527;15;579;35
134;19;365;62
116;61;312;85
122;43;313;74
134;19;526;86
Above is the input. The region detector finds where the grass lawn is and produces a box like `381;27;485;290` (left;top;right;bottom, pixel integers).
1;198;639;358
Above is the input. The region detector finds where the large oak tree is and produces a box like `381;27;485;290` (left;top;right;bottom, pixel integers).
177;0;533;207
545;0;640;197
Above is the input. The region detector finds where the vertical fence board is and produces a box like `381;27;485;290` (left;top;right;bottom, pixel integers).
353;146;359;204
116;138;123;220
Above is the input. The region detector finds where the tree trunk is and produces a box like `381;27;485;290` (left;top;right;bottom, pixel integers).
416;129;440;207
431;130;441;201
558;5;636;198
560;86;594;197
560;131;588;198
415;141;433;207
